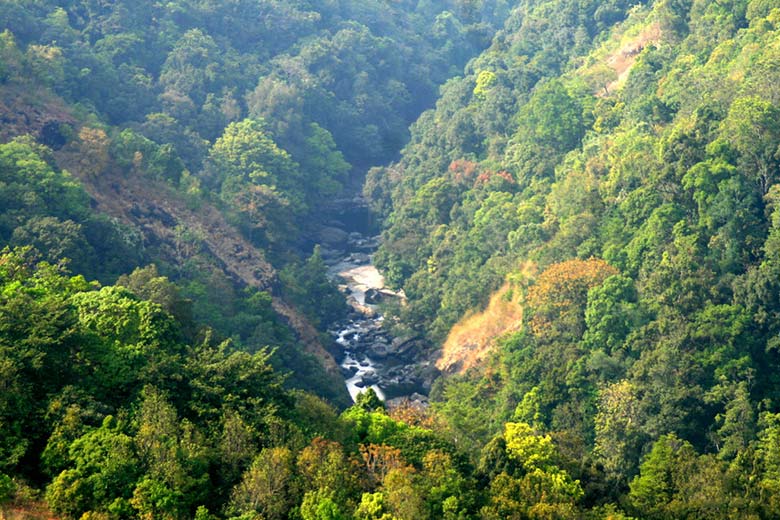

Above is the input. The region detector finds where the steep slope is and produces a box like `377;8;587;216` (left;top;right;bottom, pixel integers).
57;144;342;377
437;280;524;373
371;1;780;513
0;84;76;144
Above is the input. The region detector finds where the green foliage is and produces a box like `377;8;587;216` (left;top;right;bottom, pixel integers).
5;0;780;518
229;447;298;520
300;488;347;520
0;136;88;239
627;433;756;519
279;245;347;329
46;416;140;519
355;388;386;412
354;492;394;520
583;275;639;354
207;118;302;247
0;137;143;280
0;472;13;502
504;422;557;472
505;79;586;185
0;249;320;518
110;129;185;183
297;123;350;200
371;1;780;518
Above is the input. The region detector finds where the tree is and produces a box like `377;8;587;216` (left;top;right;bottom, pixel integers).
0;136;90;240
186;340;288;429
207;118;301;195
300;488;348;520
355;388;385;412
297;123;350;200
526;259;619;339
0;250;89;475
353;492;396;520
593;380;645;486
10;217;93;275
66;128;111;179
420;449;477;519
359;444;411;486
498;422;584;516
159;29;220;116
279;245;347;328
755;412;780;513
46;416;140;519
229;447;298;520
116;265;194;335
297;438;358;507
628;433;746;520
504;422;557;472
718;96;780;196
504;79;586;185
0;30;23;83
70;286;184;400
217;410;257;489
582;275;638;354
206;118;303;246
473;70;497;100
133;386;210;519
382;468;424;520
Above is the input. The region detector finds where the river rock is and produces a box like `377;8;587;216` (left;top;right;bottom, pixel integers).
417;363;441;392
368;344;389;359
365;288;383;304
346;296;376;317
319;246;344;263
325;213;432;403
362;373;380;386
348;252;371;264
388;336;424;360
386;393;430;410
351;241;376;253
341;365;359;377
319;226;349;247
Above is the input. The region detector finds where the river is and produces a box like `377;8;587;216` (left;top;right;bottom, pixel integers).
329;258;390;401
319;196;435;404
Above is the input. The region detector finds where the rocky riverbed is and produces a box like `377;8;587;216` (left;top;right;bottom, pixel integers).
316;197;437;404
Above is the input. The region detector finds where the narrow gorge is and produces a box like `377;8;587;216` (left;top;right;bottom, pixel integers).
318;195;437;404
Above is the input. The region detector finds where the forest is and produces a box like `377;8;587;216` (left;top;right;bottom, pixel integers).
2;0;780;519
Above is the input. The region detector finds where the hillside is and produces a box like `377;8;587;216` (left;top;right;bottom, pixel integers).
437;279;524;373
369;0;780;517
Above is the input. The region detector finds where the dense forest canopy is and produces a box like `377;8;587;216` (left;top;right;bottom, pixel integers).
3;0;780;518
0;0;510;404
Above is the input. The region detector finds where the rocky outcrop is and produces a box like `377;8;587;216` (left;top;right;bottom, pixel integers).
0;85;76;145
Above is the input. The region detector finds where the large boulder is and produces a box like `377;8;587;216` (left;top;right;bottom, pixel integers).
318;226;349;247
365;288;383;304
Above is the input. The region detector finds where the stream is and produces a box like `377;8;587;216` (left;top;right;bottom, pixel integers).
318;195;437;404
330;256;391;401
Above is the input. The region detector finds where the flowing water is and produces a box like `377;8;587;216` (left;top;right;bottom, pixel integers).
328;243;395;401
320;197;431;403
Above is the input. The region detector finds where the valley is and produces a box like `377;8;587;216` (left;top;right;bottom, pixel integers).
3;0;780;519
